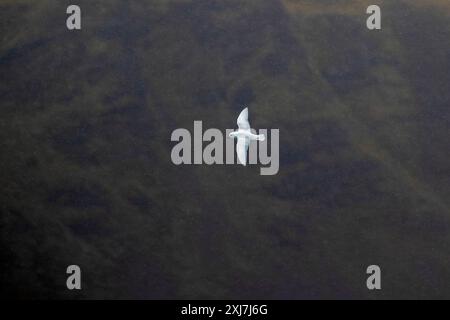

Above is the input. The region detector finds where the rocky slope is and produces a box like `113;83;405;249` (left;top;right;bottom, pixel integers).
1;0;449;298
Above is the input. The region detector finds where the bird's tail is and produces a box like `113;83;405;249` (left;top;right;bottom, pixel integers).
258;134;266;141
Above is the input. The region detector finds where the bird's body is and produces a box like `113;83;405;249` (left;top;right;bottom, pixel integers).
229;107;265;166
230;129;264;140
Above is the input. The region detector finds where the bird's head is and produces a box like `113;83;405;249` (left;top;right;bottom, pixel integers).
229;132;238;138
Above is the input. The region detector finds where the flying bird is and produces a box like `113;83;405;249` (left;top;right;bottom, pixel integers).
229;107;265;166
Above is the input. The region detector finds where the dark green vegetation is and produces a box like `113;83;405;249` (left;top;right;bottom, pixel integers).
1;0;449;299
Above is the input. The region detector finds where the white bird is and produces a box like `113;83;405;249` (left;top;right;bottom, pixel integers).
229;107;265;166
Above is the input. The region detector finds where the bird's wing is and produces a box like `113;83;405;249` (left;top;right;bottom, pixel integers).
236;137;249;166
237;107;250;130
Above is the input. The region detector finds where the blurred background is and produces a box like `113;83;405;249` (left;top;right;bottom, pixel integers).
0;0;449;299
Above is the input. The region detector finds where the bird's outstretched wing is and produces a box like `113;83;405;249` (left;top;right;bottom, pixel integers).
237;107;250;130
236;137;249;166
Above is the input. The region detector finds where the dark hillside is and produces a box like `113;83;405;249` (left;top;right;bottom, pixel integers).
1;0;449;298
